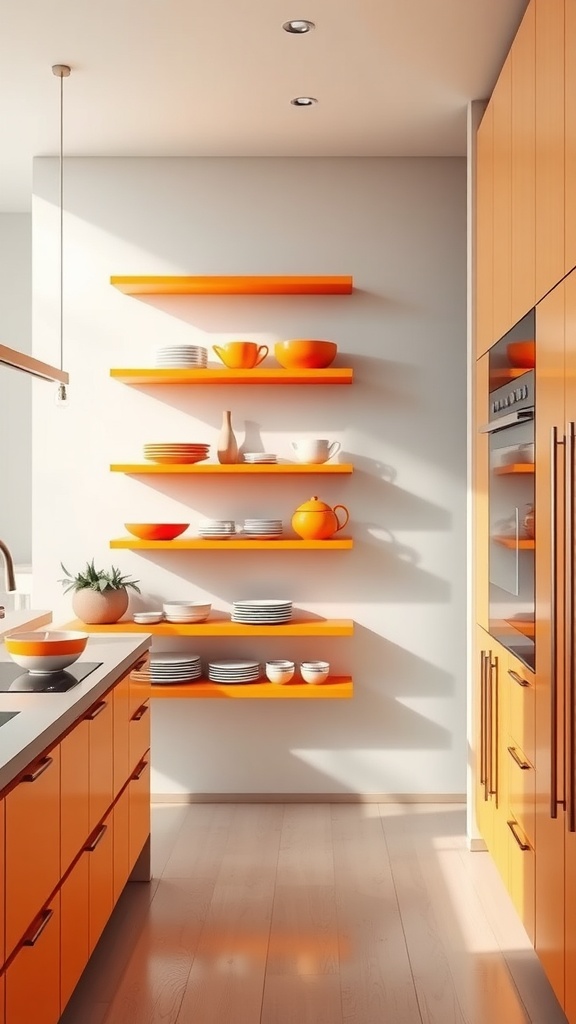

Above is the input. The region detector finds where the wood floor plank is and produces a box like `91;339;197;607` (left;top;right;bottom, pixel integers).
150;802;190;877
261;975;343;1024
330;804;423;1024
162;803;236;880
275;804;335;886
267;884;339;975
213;804;284;889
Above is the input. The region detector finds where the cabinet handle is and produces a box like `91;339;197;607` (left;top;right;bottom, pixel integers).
508;669;530;688
489;655;499;805
551;425;563;819
507;819;530;852
567;421;576;832
85;700;107;721
85;823;107;852
131;759;148;781
23;908;54;946
480;651;487;794
131;703;149;722
507;746;531;771
132;659;147;672
22;756;53;783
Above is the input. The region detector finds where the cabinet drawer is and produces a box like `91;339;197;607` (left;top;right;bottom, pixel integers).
5;747;60;958
129;701;150;773
60;718;90;874
87;694;114;833
0;799;4;970
505;652;535;764
113;784;131;904
60;851;89;1013
507;817;535;943
507;742;535;848
0;971;4;1024
129;756;150;872
113;671;132;798
87;812;114;955
5;895;60;1024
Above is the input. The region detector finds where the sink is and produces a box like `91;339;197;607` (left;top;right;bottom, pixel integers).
0;712;19;728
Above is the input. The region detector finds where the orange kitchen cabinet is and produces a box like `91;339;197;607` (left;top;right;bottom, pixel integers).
5;895;60;1024
60;851;89;1013
473;353;490;630
535;0;565;302
565;0;576;274
113;783;131;904
87;693;114;833
507;816;535;943
129;700;150;774
492;52;513;342
475;103;494;358
113;670;132;797
474;627;509;884
507;741;535;850
506;648;535;766
0;800;4;970
88;812;114;955
5;746;60;958
129;756;150;872
60;717;90;874
511;0;536;323
0;972;4;1024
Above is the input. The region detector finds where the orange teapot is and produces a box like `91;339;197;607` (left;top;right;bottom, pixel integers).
291;496;350;540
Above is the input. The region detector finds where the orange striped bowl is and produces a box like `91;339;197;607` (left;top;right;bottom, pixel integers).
4;630;88;674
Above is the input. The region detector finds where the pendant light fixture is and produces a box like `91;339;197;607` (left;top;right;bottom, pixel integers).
52;63;71;406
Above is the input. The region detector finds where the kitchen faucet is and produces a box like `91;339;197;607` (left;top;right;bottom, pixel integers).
0;538;16;594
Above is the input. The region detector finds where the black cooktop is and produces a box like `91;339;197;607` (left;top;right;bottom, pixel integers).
0;661;103;693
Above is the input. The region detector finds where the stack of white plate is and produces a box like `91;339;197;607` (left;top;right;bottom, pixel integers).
162;601;211;623
155;345;207;368
243;453;278;464
198;519;237;540
131;652;202;685
143;443;210;465
242;519;283;540
231;599;293;624
208;658;261;684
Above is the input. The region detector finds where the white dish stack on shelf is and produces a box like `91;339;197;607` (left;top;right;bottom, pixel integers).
241;519;283;540
154;345;207;368
198;519;237;540
132;652;203;685
231;599;293;624
162;601;211;623
242;453;278;464
208;659;262;684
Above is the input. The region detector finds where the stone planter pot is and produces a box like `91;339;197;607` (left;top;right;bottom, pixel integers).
72;587;129;625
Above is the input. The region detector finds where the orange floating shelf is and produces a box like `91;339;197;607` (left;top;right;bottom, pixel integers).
110;537;353;551
493;464;535;476
64;615;354;637
110;368;353;386
110;462;353;475
110;275;353;295
129;675;353;700
492;535;535;549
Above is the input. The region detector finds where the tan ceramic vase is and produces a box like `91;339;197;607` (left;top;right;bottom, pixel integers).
217;410;238;464
291;496;350;540
72;587;129;624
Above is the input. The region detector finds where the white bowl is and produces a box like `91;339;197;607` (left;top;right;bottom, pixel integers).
133;611;164;624
300;661;330;684
265;659;295;684
163;601;212;614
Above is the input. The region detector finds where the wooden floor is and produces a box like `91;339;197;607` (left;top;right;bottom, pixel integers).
60;803;568;1024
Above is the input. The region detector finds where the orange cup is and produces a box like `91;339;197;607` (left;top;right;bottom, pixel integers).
213;341;269;369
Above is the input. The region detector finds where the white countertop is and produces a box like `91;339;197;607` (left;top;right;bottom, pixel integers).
0;609;53;640
0;633;151;792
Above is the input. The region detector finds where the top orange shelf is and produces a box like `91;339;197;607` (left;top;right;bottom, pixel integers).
110;275;354;296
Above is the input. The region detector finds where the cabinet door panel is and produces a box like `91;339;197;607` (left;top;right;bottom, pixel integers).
87;694;113;833
474;625;493;848
507;648;536;765
113;784;131;905
492;54;513;340
129;757;150;872
507;742;535;848
88;813;114;955
0;972;4;1024
5;896;60;1024
475;104;494;357
565;0;576;274
473;354;490;630
0;799;4;970
60;851;89;1013
60;718;90;874
508;819;535;944
511;0;536;321
5;747;60;958
535;0;565;301
113;671;131;797
129;701;150;774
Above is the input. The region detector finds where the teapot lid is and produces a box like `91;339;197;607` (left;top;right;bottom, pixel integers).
295;496;333;512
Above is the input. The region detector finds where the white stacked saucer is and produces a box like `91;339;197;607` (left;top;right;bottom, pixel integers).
198;519;237;540
132;652;202;685
231;599;293;624
208;659;261;683
155;345;207;368
242;519;283;540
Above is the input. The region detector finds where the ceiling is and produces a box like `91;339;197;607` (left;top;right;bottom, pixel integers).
1;0;529;212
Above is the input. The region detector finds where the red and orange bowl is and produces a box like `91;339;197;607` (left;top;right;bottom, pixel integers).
5;630;88;674
125;523;189;541
274;339;337;369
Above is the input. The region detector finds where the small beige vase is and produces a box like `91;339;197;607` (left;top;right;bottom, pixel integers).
72;587;129;624
217;410;238;464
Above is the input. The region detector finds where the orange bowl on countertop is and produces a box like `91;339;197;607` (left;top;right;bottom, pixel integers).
507;340;535;368
5;630;88;673
125;523;189;541
274;339;337;369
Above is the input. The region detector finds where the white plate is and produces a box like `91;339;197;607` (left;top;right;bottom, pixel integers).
233;599;292;607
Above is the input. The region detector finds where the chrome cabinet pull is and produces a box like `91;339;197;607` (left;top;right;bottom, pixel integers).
507;819;530;852
85;823;107;852
480;651;487;794
507;745;531;770
567;422;576;831
508;668;530;688
490;656;499;805
22;756;53;783
551;426;562;818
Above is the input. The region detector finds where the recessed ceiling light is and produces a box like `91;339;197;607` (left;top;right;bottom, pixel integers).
283;19;315;33
290;96;318;107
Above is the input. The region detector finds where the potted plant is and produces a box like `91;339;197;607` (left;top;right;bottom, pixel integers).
59;560;141;624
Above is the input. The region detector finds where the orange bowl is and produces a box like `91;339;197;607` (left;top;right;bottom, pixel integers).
125;523;189;541
274;340;337;369
507;341;535;368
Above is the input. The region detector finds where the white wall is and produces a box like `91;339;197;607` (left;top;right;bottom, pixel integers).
32;157;467;796
0;214;32;567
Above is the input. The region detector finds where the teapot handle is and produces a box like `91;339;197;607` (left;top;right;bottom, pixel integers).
333;504;350;532
255;345;269;366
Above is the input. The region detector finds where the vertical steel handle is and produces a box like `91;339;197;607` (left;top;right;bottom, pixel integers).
567;422;576;831
489;655;499;805
486;653;494;800
551;426;560;818
480;650;487;794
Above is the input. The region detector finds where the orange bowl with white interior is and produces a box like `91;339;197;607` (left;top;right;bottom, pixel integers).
4;630;88;674
274;340;337;369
